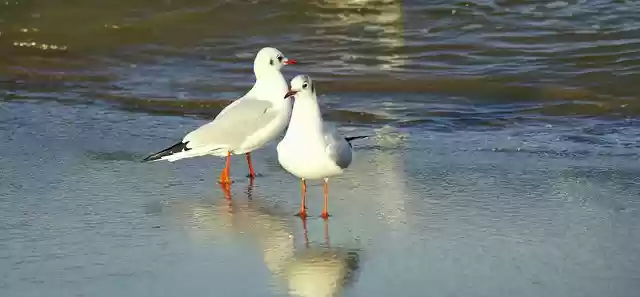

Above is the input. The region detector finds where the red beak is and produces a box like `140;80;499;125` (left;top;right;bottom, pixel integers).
283;58;297;65
284;90;298;99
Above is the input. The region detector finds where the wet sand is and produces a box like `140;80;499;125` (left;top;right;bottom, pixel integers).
1;100;639;297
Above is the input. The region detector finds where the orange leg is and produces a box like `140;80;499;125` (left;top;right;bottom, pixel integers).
321;178;330;219
246;153;256;179
298;179;307;218
218;152;232;185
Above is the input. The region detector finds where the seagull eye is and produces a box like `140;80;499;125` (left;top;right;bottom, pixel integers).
277;56;283;62
302;83;308;89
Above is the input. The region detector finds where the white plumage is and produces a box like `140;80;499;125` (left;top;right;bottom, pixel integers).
143;47;296;183
277;75;368;218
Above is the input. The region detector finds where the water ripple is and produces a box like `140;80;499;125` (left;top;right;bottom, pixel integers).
1;0;640;126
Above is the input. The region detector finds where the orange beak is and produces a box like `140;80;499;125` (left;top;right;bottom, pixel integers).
283;58;297;65
284;90;298;99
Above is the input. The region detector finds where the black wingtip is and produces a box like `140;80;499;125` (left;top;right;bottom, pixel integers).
345;135;371;148
141;141;190;162
345;135;371;143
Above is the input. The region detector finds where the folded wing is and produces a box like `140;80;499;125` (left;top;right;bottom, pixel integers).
323;122;353;169
184;99;278;153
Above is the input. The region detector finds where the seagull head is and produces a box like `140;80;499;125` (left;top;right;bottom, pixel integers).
284;75;315;99
254;47;296;76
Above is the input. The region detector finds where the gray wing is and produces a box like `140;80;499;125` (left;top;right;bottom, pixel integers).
324;122;353;169
183;99;278;150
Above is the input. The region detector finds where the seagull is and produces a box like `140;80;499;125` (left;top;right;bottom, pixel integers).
142;47;296;185
277;75;369;219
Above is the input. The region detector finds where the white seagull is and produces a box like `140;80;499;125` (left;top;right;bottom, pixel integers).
277;75;368;219
143;47;296;185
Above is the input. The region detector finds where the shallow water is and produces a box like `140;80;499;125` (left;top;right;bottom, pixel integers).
2;0;640;296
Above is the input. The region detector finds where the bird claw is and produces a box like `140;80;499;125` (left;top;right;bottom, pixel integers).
320;212;330;220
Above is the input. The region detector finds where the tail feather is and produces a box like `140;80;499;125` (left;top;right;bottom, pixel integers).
142;141;191;162
345;135;371;148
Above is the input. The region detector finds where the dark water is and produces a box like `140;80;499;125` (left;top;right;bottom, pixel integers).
1;1;640;297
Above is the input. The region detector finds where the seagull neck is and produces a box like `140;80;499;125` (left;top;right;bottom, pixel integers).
250;70;288;104
288;98;323;134
254;68;283;82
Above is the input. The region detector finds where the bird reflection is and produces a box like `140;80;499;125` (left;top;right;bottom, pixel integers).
218;183;232;200
284;218;361;297
180;183;362;297
217;177;256;200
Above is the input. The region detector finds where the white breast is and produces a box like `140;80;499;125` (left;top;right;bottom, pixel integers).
277;135;344;180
